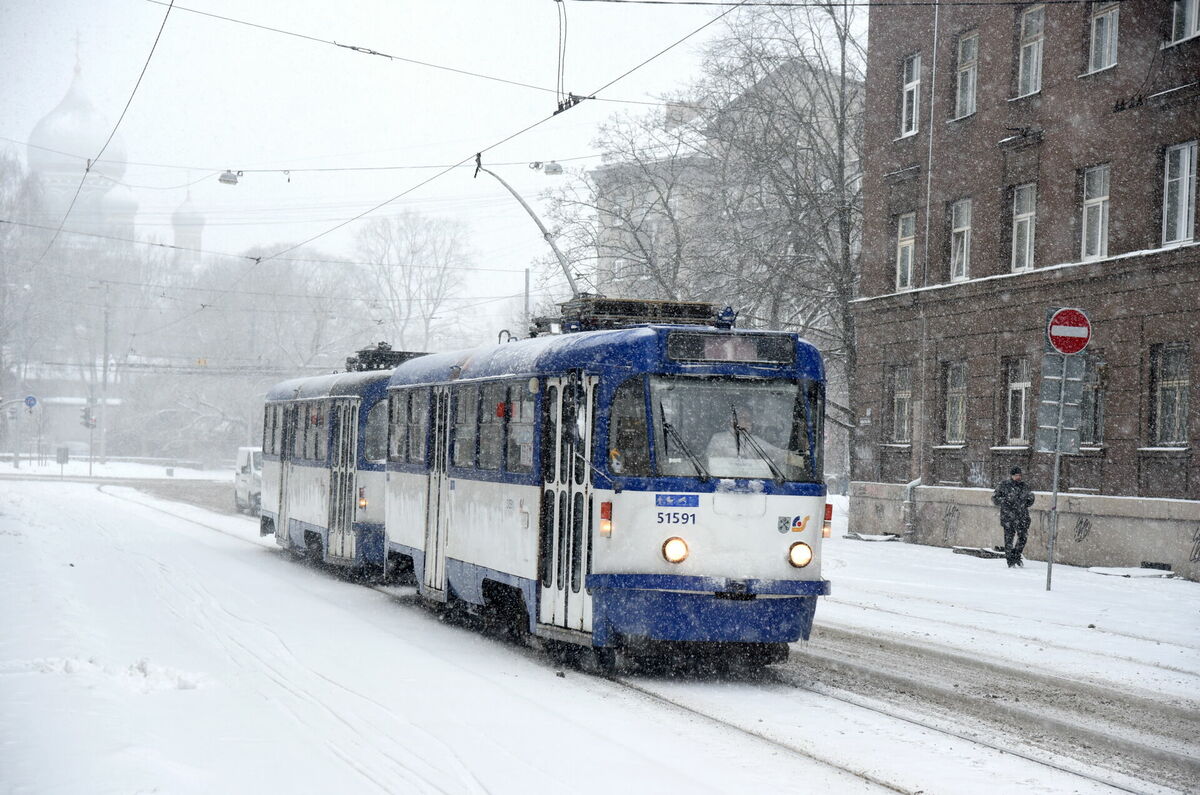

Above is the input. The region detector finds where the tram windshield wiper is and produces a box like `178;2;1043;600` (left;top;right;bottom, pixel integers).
659;401;709;482
730;405;786;485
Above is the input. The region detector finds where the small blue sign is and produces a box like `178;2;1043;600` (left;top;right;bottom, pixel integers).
23;395;36;408
656;494;699;507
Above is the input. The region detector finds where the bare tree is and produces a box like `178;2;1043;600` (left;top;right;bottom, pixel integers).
355;211;469;351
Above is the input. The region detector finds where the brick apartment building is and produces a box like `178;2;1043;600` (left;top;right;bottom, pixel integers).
850;0;1200;578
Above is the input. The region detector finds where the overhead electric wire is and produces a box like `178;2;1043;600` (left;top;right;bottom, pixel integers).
567;0;1114;6
141;0;695;110
250;0;754;270
33;1;175;264
1;217;526;274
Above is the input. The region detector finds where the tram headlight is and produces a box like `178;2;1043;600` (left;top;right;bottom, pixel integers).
662;536;689;564
788;541;814;568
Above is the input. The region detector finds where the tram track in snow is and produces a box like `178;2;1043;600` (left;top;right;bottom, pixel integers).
101;483;1195;794
822;595;1200;679
828;584;1200;653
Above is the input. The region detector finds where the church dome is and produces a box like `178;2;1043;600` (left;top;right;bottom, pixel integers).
172;192;204;230
28;65;126;183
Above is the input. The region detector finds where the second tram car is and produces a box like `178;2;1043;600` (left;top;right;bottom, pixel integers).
260;345;422;569
382;300;830;664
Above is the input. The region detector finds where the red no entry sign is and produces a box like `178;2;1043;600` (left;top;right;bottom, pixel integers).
1047;307;1092;355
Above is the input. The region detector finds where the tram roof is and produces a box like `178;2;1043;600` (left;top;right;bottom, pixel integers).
265;368;393;402
387;325;823;388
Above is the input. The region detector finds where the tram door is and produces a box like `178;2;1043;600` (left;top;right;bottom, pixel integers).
423;386;452;598
538;374;597;632
275;404;295;546
327;400;359;562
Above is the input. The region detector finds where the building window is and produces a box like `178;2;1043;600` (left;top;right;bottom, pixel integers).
1163;141;1197;245
1017;5;1045;97
1088;3;1119;72
896;212;916;289
950;199;972;281
955;34;978;118
1011;183;1037;271
1081;164;1110;261
1080;354;1105;445
1172;0;1199;42
890;365;913;443
1150;344;1190;445
900;54;921;136
944;361;967;443
1005;357;1031;445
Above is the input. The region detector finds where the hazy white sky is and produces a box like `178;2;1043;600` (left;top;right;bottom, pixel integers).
0;0;722;335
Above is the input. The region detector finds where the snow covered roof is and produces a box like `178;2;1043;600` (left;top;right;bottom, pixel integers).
387;325;824;388
265;369;393;402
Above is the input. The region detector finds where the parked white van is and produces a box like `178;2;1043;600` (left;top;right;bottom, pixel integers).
234;446;263;514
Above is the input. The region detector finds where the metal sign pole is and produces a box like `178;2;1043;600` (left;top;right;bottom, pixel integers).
1046;352;1067;592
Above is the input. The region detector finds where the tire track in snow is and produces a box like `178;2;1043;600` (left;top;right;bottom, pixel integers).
96;486;480;795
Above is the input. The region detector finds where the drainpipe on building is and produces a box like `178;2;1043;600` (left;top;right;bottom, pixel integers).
902;477;922;541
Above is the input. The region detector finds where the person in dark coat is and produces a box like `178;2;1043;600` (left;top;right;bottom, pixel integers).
991;466;1035;567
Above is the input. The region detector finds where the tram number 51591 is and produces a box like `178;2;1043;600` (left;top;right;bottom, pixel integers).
657;511;697;525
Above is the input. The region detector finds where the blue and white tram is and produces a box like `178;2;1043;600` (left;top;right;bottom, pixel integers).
260;369;392;569
384;320;831;663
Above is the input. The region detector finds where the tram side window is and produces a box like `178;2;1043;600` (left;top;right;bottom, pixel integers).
292;404;305;459
478;382;506;470
407;389;428;464
542;385;559;482
262;406;272;454
608;377;651;476
304;404;316;461
388;393;406;462
364;401;388;463
451;385;478;468
316;402;330;462
271;406;281;456
270;405;281;455
507;380;535;474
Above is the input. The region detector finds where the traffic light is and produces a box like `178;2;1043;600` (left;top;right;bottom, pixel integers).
80;406;96;429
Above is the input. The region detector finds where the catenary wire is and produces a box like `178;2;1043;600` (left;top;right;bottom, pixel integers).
32;1;175;264
141;0;682;109
566;0;1117;6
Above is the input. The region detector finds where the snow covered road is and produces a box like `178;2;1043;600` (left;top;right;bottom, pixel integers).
1;480;1197;793
1;481;880;793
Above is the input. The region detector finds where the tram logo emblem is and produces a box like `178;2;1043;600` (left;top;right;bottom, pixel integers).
778;515;811;534
656;494;699;507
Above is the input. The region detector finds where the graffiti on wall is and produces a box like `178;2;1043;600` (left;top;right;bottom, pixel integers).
942;504;959;544
1073;517;1092;544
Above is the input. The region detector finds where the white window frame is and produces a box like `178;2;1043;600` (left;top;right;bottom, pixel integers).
1088;3;1119;72
896;212;916;290
955;34;978;119
1081;164;1110;261
900;54;921;137
892;365;913;443
1163;141;1197;246
1152;343;1189;446
1006;357;1031;445
1017;5;1045;98
1011;183;1037;271
950;199;972;281
945;361;968;444
1171;0;1199;43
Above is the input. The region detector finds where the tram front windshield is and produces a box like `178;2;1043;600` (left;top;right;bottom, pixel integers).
648;376;822;483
